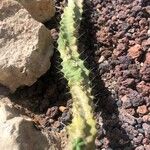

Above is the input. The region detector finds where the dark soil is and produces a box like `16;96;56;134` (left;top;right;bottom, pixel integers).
4;0;150;150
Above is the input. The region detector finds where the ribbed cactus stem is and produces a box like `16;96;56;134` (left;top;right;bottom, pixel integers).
57;0;97;149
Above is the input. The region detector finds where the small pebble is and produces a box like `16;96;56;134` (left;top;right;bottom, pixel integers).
135;145;145;150
59;106;67;112
137;105;148;115
46;106;58;118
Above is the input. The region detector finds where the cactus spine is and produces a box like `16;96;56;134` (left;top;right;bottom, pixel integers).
57;0;97;149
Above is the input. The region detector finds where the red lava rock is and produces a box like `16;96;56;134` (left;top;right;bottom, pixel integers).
46;108;52;116
142;138;150;145
128;44;142;59
142;39;150;47
135;145;145;150
128;90;144;107
136;81;150;96
122;123;138;139
117;11;126;20
96;4;101;9
38;118;47;126
139;18;147;27
145;52;150;64
125;108;135;116
145;5;150;14
127;17;135;24
121;95;132;108
46;106;58;118
129;40;136;46
137;105;148;115
116;43;126;53
122;78;135;87
113;49;122;56
133;133;144;145
142;123;150;138
128;64;139;78
145;98;150;107
135;38;142;45
53;121;61;128
148;29;150;36
142;115;150;123
119;109;136;125
112;16;117;21
140;63;150;81
101;50;112;58
145;145;150;150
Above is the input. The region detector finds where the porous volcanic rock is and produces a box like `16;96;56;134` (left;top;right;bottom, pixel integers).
17;0;55;23
0;97;57;150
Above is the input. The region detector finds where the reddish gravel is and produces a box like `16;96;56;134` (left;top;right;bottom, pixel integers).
87;0;150;149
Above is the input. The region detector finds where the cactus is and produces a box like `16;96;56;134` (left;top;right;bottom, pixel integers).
57;0;97;149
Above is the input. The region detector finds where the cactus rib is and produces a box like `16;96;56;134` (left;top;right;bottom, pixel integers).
57;0;97;149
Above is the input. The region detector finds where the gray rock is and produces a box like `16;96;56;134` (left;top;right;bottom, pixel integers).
16;0;55;23
0;0;53;92
0;97;58;150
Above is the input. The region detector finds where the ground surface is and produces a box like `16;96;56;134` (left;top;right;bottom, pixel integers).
3;0;150;150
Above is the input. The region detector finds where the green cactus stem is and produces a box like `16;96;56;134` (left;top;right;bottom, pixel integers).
57;0;97;149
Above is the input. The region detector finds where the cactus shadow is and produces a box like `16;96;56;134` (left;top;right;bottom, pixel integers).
78;1;134;149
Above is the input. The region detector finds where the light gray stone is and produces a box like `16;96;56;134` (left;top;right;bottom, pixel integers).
0;98;57;150
16;0;55;23
0;0;53;92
